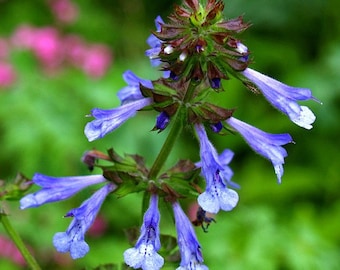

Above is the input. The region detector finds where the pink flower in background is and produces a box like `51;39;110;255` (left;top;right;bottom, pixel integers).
0;38;9;59
31;27;64;69
10;25;37;49
81;44;112;78
64;35;87;66
11;25;65;70
64;36;113;78
8;22;112;78
87;215;108;237
0;236;26;266
0;62;16;88
49;0;78;24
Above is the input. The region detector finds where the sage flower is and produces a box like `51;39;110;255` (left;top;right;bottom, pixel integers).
117;70;153;104
53;183;116;259
124;194;164;270
20;174;107;209
84;97;152;142
242;68;317;129
195;124;239;214
226;117;293;183
173;202;208;270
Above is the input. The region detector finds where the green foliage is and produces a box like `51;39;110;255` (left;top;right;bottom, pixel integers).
1;0;340;269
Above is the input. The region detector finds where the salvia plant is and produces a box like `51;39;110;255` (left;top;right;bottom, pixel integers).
1;0;319;269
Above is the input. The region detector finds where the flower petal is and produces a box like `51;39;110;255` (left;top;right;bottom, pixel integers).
226;117;293;183
84;98;152;142
242;68;318;129
195;124;239;212
53;183;115;259
172;202;208;269
124;195;163;270
117;70;153;104
20;174;106;209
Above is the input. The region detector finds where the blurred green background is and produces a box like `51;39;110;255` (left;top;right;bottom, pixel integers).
1;0;339;269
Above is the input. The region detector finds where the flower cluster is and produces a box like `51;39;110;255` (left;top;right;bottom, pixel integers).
0;0;111;89
20;0;318;268
11;24;112;77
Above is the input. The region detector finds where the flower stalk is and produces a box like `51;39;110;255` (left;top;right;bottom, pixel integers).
148;106;184;180
0;210;42;270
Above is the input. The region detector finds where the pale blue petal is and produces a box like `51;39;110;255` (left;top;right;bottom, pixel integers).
242;68;317;129
20;174;106;209
173;202;207;269
84;98;152;141
52;184;115;259
197;192;219;214
124;195;163;269
195;124;239;212
53;232;71;253
124;244;164;270
218;188;239;212
146;16;164;66
70;241;90;259
226;117;293;183
117;70;153;104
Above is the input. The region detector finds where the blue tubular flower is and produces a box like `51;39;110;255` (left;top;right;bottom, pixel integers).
154;111;170;132
242;68;318;129
84;97;152;142
53;183;116;259
20;174;107;209
172;202;208;270
117;70;153;104
216;149;240;189
145;16;164;66
210;122;223;133
124;194;164;270
226;117;293;183
195;124;239;214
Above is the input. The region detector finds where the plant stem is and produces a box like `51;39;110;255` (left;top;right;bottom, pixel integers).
148;108;184;180
148;80;198;180
0;210;42;270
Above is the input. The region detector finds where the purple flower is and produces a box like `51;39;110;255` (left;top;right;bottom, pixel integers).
235;42;249;62
226;117;293;183
172;202;208;270
117;70;153;104
124;194;164;270
53;183;116;259
84;97;152;142
209;78;221;89
145;16;164;67
242;68;318;129
154;111;170;132
210;122;223;133
195;124;239;214
20;174;107;209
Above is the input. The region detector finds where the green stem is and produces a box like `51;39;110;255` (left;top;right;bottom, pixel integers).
148;80;198;180
0;211;42;270
148;108;184;179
